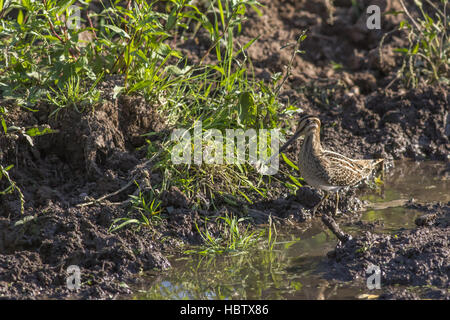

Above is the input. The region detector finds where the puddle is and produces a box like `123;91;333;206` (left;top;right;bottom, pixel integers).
133;161;449;300
358;160;449;234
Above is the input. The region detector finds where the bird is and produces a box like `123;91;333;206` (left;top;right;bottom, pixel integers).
278;114;383;217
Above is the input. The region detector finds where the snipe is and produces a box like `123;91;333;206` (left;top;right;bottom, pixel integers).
279;114;383;217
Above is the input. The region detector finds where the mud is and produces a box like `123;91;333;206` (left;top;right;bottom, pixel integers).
237;0;449;161
0;0;449;299
0;91;175;299
323;201;450;299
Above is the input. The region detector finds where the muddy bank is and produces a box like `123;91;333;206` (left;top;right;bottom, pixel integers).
0;74;231;298
0;204;171;299
322;201;450;300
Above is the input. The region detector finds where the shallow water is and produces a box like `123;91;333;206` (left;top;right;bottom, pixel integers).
134;161;449;300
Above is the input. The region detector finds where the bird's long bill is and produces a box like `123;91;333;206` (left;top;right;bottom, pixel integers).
264;128;303;165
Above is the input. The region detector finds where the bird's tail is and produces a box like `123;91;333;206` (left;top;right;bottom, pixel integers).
372;158;384;167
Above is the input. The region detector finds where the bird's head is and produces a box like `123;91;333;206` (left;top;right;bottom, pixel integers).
274;114;321;157
296;114;321;136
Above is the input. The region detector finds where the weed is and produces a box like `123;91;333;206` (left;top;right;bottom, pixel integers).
0;0;309;219
109;182;162;232
393;0;449;87
267;214;277;251
185;213;264;255
0;164;24;214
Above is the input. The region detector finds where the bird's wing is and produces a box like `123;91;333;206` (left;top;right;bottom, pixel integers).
322;151;380;186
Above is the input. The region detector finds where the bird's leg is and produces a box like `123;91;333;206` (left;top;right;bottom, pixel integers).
312;192;329;216
333;191;339;217
322;191;352;243
321;214;352;243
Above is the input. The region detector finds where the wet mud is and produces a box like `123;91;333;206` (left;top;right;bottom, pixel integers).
323;201;449;299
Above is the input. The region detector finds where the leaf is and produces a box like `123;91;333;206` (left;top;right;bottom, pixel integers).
134;49;149;64
165;7;178;31
398;20;411;30
23;133;34;147
25;126;58;137
242;35;259;52
1;117;7;134
14;215;36;227
281;153;299;170
165;65;191;76
384;10;404;16
237;190;253;204
411;43;420;55
112;85;124;99
104;24;130;39
109;219;140;232
17;9;24;25
238;91;254;124
128;80;152;93
394;48;409;54
233;36;260;58
21;0;31;10
290;281;303;291
284;182;298;190
288;175;302;187
217;0;225;31
210;65;225;76
56;0;76;15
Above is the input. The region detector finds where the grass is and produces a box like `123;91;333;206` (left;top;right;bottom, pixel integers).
136;220;300;299
0;0;308;217
184;214;265;255
109;182;163;232
136;249;291;299
0;1;434;233
390;0;449;87
184;211;281;256
0;164;24;213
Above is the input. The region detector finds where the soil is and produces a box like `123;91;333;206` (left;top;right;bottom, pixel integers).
0;0;449;299
322;201;450;300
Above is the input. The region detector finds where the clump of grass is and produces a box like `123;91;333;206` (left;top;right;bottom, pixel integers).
0;0;308;219
0;164;24;214
0;0;186;112
185;214;264;255
153;29;308;209
109;182;162;232
394;0;449;87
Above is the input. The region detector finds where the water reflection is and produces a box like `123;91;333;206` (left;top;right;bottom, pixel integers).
135;226;366;300
136;247;293;299
135;161;449;300
363;160;449;203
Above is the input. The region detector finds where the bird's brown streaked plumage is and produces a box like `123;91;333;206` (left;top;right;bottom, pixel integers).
290;114;383;216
